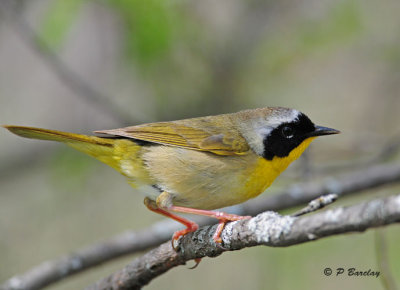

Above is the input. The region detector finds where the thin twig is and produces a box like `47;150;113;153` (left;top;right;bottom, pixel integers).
87;194;400;290
291;194;337;217
1;162;400;290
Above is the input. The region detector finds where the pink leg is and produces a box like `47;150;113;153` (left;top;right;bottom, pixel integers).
168;205;251;243
144;198;203;268
144;198;199;243
144;198;251;245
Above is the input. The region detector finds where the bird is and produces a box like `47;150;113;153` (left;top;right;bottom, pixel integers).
3;107;339;246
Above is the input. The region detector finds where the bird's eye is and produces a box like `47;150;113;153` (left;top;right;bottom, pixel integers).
281;126;294;139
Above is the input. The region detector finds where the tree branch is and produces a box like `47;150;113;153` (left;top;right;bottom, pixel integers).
87;194;400;290
2;162;400;290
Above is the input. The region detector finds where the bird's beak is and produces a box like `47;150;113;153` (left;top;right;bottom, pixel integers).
307;126;340;137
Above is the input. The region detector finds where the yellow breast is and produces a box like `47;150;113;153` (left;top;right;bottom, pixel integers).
243;137;316;200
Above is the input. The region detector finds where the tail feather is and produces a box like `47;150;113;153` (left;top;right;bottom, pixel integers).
3;125;118;163
3;125;113;146
3;125;149;180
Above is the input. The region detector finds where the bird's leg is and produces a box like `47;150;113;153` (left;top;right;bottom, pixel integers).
144;197;202;268
144;197;199;246
167;205;251;244
146;192;251;245
144;196;250;268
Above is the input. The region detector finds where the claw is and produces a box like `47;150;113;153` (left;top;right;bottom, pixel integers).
171;224;199;251
215;241;228;250
188;258;202;269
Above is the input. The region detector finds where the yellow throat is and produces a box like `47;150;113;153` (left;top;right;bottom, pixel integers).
244;137;316;200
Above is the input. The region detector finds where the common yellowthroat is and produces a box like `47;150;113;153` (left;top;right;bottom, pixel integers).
3;107;339;244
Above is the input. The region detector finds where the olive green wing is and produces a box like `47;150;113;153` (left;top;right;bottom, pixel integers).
95;119;249;156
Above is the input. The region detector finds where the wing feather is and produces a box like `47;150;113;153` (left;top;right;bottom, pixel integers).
95;118;249;156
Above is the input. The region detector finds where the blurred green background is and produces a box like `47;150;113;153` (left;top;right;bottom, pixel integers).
1;0;399;289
